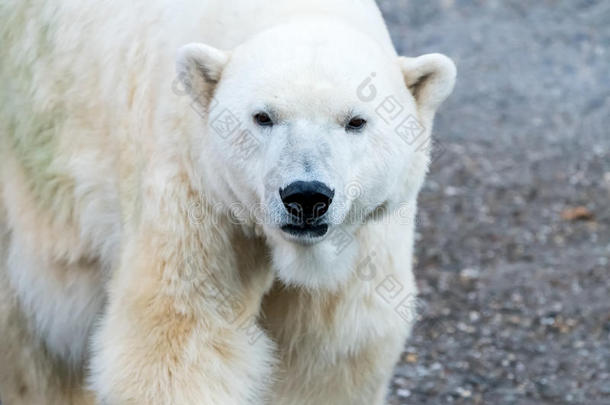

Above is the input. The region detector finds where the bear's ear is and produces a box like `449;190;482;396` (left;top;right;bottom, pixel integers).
176;43;230;101
398;53;456;116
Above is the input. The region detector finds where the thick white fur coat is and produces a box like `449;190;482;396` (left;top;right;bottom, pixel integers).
0;0;455;404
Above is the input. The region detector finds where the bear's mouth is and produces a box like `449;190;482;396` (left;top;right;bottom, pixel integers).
281;223;329;238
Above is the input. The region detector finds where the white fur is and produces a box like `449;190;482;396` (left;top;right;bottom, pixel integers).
6;235;105;365
0;0;455;403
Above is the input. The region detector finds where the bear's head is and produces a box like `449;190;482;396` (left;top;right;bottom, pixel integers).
177;17;456;290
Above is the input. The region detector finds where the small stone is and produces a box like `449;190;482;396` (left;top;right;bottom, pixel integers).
444;186;460;196
396;388;411;398
457;322;476;333
460;268;480;281
573;340;585;349
508;315;522;325
456;387;472;398
541;317;555;326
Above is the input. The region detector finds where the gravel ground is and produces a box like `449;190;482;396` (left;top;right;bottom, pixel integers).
377;0;610;404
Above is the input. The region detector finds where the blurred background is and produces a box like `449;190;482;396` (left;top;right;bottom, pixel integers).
376;0;609;404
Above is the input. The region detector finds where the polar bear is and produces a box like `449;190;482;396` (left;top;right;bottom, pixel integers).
0;0;455;404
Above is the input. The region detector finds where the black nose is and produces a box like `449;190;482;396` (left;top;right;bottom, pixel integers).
279;181;334;223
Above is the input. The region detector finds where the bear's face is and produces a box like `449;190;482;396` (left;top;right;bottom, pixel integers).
177;19;455;289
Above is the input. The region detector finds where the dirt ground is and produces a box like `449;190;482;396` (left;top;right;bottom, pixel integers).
377;0;610;404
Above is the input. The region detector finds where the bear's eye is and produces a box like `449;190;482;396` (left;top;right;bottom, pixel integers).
253;112;273;127
346;117;367;131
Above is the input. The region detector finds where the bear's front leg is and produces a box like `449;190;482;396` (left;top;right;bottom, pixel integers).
263;285;411;405
262;223;418;405
89;184;275;404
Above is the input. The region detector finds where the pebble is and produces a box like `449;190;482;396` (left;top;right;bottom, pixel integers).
456;387;472;398
396;388;411;398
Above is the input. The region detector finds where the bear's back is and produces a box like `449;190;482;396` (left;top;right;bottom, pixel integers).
0;0;394;263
